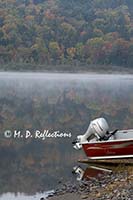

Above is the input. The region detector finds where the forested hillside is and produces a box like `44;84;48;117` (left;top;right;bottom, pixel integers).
0;0;133;70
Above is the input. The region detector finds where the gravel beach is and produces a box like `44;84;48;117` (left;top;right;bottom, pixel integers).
45;166;133;200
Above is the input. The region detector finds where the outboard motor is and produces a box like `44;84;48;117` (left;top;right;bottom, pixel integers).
73;118;109;150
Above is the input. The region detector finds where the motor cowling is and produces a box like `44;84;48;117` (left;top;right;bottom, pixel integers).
89;118;109;139
73;118;109;150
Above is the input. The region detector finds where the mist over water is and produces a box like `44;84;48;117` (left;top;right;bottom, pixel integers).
0;72;133;98
1;72;133;82
0;72;133;199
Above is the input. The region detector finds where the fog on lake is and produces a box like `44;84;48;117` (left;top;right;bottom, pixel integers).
0;72;133;199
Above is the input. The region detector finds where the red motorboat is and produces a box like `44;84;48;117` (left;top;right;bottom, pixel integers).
82;138;133;159
73;118;133;159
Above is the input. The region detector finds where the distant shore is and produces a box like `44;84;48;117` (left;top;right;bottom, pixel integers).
0;63;133;74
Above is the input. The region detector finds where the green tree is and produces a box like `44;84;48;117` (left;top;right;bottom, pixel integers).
49;41;61;62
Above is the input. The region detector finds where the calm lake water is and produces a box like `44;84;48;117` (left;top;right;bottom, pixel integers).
0;72;133;199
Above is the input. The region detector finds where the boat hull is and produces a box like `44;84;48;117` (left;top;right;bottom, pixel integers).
82;139;133;159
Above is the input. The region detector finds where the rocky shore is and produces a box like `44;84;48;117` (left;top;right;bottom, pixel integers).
41;166;133;200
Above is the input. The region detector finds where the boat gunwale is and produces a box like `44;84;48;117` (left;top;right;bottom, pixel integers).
87;155;133;160
81;138;133;145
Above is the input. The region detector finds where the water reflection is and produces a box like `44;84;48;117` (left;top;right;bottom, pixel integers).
0;72;133;198
73;165;112;181
73;159;133;182
0;191;54;200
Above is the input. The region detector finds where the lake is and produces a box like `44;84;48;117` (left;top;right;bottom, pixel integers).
0;72;133;199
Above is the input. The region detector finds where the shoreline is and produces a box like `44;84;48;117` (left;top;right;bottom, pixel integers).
0;70;133;76
45;166;133;200
0;63;133;74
